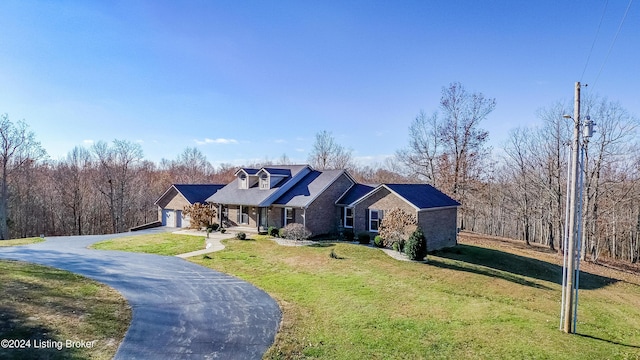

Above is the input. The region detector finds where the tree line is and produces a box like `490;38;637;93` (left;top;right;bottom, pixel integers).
2;82;639;266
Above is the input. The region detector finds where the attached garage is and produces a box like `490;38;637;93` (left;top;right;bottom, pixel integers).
154;184;224;228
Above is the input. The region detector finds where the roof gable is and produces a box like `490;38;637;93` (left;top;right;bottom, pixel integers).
348;183;460;210
273;170;352;207
155;184;225;207
336;184;377;206
384;184;460;209
207;165;313;206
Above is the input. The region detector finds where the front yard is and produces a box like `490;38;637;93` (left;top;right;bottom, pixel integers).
0;260;131;360
88;232;640;359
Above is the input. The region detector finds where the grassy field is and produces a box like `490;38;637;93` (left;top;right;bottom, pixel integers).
0;237;44;246
91;233;205;255
87;231;640;358
0;260;131;360
184;233;640;360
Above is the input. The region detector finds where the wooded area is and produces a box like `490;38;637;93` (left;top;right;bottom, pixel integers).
1;83;638;264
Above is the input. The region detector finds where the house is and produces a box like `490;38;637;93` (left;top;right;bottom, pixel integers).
206;165;356;236
154;184;225;228
201;164;460;251
336;183;460;251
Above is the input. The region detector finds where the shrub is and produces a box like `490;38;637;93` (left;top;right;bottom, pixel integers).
220;228;226;234
208;223;219;232
281;223;312;240
404;227;427;261
268;226;280;237
235;232;247;240
392;239;405;253
357;232;371;245
343;229;355;242
373;235;384;248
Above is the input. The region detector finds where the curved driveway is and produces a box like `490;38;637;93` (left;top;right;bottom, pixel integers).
0;229;281;359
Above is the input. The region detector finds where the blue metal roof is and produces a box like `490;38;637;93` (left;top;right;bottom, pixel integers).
384;184;460;209
173;184;225;204
336;184;377;206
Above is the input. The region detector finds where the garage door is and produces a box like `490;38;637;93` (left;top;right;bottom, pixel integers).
162;209;176;227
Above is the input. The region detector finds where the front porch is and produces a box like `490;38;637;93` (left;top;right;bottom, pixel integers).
217;204;305;233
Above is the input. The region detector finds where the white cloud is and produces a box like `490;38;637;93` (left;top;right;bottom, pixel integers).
295;148;305;152
82;139;94;146
194;138;238;145
274;139;286;144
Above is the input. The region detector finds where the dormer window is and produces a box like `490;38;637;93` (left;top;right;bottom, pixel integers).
239;174;247;189
260;174;269;189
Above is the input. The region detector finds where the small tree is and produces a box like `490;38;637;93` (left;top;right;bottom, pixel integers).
182;202;216;229
405;227;427;261
378;207;417;249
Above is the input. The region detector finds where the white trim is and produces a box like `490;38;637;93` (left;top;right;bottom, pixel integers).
284;207;294;226
343;206;354;228
417;205;460;213
369;209;381;232
351;185;420;211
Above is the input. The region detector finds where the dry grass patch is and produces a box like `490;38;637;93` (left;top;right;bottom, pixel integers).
0;260;131;360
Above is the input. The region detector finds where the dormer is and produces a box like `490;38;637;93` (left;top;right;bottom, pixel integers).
257;168;292;190
235;168;260;189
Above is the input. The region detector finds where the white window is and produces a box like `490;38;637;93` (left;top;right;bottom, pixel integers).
344;207;353;228
260;174;269;189
239;174;247;189
284;207;294;226
369;209;384;232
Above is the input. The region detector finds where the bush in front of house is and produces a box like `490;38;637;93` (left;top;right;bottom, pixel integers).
357;232;371;245
404;227;426;261
392;240;405;253
343;229;355;242
268;226;280;237
208;223;219;232
373;235;384;248
235;232;247;240
281;223;312;241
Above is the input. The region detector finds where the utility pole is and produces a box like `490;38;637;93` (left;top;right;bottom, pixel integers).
561;82;581;333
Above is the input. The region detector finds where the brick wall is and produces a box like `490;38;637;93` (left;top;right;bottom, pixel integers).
418;207;458;251
305;173;354;235
353;187;415;236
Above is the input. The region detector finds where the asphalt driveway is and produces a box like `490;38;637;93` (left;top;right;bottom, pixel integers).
0;228;281;359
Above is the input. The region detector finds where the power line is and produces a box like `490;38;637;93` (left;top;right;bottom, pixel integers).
580;0;609;83
591;0;634;90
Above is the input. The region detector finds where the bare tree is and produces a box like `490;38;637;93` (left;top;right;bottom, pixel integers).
93;139;144;233
308;130;353;170
0;114;46;239
397;82;495;229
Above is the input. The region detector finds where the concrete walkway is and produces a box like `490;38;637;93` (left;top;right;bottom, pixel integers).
172;229;229;258
0;228;281;359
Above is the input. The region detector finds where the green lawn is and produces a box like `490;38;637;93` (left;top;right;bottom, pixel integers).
91;233;205;255
192;236;640;359
0;260;131;360
93;232;640;359
0;237;44;246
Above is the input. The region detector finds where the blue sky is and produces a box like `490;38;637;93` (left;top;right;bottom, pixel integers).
1;1;638;167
